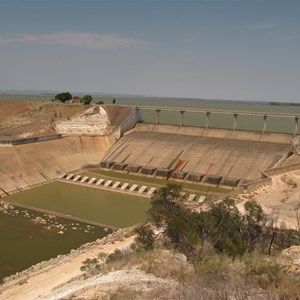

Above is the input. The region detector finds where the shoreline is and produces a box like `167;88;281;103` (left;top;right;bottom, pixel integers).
0;199;119;230
0;227;135;299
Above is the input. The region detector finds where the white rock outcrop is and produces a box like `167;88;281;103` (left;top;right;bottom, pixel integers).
55;106;110;136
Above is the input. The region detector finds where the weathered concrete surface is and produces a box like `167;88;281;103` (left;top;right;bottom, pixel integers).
104;124;292;183
0;136;114;194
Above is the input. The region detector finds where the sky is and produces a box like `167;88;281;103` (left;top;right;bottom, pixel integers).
0;0;299;102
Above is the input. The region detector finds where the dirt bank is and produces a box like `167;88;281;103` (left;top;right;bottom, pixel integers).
236;170;300;229
0;102;87;140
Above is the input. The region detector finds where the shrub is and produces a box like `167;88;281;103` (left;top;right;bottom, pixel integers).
54;92;72;103
80;258;101;277
133;224;155;251
81;95;93;105
106;249;124;263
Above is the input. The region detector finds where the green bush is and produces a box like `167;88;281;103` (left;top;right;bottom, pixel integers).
54;92;72;103
148;184;268;258
106;249;124;263
80;258;101;277
134;224;155;251
81;95;93;105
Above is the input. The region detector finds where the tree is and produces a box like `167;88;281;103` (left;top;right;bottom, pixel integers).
148;184;199;255
147;184;266;258
203;198;247;256
81;95;93;105
112;98;116;104
54;92;72;103
134;224;155;251
243;200;265;252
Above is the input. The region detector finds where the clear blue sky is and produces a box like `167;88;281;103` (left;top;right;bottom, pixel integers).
0;0;299;101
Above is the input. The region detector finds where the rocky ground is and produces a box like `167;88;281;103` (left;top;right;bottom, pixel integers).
236;170;300;230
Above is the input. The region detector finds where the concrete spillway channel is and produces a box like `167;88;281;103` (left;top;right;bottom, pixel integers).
80;176;89;183
59;173;204;203
73;175;81;182
88;178;97;184
96;179;104;185
66;174;74;180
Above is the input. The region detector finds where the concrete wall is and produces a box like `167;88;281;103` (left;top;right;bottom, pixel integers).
292;136;300;154
111;107;142;138
242;177;273;192
264;163;300;176
135;123;293;144
0;135;62;146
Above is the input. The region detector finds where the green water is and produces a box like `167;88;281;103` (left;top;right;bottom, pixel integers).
0;208;111;281
6;181;151;228
0;93;56;102
131;99;300;134
1;93;299;134
1;181;150;280
88;96;300;134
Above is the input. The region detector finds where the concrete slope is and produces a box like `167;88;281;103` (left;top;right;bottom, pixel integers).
104;127;291;183
102;105;135;127
0;136;114;194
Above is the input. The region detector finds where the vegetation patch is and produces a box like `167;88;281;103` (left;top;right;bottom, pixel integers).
78;183;300;299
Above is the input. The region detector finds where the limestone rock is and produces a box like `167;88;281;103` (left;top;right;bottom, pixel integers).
55;106;110;136
282;246;300;278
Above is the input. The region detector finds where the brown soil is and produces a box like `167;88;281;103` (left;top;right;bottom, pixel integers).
0;102;87;140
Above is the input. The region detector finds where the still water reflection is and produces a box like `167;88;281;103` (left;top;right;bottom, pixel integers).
6;181;151;228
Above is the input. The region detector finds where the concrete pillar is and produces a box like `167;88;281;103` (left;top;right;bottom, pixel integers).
233;113;238;131
294;116;299;136
179;110;185;127
262;115;267;134
205;112;211;129
137;108;143;122
155;109;161;125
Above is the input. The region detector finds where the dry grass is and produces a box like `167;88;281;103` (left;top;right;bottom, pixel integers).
0;101;87;139
97;248;193;283
80;244;300;300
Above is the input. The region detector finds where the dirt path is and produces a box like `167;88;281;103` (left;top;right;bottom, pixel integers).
0;233;134;300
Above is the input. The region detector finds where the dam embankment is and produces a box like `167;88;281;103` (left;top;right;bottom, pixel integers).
102;123;299;189
0;104;140;196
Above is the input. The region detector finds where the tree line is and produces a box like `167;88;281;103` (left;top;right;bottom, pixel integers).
53;92;116;105
135;183;300;259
